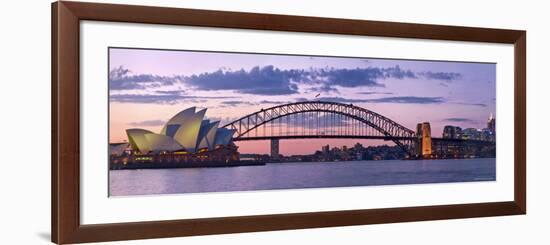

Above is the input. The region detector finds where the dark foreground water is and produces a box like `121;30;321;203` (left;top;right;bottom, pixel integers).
109;158;496;196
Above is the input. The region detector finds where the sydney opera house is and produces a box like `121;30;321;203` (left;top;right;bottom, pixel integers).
110;107;243;169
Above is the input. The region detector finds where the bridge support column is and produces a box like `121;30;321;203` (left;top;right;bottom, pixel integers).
270;139;280;160
416;122;433;158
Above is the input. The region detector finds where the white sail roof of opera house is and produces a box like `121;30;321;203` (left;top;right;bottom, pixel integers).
145;134;183;152
197;120;220;151
126;107;237;154
126;128;154;154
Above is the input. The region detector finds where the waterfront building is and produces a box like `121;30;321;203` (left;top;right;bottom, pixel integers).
123;107;237;155
109;142;129;156
356;151;364;161
443;125;462;139
322;145;330;154
110;107;242;169
487;113;496;133
441;114;495;142
322;145;330;155
354;143;364;151
481;128;495;141
462;128;482;140
485;114;497;141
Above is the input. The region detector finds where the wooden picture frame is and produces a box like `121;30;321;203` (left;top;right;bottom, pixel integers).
51;1;526;244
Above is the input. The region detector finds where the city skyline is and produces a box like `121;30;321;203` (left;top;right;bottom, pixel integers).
109;47;496;155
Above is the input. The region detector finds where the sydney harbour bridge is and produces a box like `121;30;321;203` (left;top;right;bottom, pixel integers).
222;101;495;159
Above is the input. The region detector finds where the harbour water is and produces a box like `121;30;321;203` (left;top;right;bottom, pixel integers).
109;158;496;196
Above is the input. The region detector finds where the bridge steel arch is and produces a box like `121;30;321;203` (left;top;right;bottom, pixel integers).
222;101;417;154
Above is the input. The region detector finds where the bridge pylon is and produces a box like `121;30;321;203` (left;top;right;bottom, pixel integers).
270;139;280;160
415;122;433;158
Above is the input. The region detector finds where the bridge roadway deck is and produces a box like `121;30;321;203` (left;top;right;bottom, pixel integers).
233;135;494;145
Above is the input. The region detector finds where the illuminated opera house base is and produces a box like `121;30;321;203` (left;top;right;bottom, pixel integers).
109;107;264;170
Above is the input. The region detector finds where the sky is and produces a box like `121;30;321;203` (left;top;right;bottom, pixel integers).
109;47;496;155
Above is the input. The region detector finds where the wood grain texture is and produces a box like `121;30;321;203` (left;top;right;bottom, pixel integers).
61;1;524;43
52;1;81;243
51;2;58;243
51;1;527;244
514;33;527;213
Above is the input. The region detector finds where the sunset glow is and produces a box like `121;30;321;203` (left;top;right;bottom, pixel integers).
109;48;496;155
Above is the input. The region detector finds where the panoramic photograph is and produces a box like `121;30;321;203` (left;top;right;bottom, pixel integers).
108;47;496;196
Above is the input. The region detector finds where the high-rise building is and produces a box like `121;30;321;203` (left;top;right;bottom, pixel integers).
443;125;462;139
322;145;330;155
487;113;496;133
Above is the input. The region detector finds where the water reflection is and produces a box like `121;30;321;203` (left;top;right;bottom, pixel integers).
109;158;496;196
